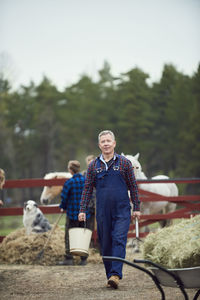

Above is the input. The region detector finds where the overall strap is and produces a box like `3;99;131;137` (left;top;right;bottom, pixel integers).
113;156;120;171
96;158;102;173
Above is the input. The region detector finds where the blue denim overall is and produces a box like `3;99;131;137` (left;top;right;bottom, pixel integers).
95;157;131;279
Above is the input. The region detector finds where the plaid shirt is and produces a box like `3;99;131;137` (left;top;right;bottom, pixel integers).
60;173;90;220
80;153;140;213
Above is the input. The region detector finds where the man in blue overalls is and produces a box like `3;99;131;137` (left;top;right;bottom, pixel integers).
79;130;141;289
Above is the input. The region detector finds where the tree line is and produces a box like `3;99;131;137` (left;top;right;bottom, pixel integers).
0;61;200;204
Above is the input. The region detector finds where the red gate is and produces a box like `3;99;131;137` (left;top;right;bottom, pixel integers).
0;177;200;242
129;178;200;238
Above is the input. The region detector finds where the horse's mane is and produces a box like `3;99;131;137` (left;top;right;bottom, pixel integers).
44;172;71;179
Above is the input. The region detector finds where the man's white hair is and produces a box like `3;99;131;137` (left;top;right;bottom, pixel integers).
98;130;115;142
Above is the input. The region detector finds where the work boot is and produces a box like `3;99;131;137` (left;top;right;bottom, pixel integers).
107;275;120;289
78;256;87;266
57;258;74;266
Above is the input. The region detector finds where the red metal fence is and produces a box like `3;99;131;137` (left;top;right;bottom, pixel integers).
1;177;200;243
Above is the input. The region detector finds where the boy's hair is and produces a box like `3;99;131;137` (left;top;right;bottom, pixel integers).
0;169;5;176
98;130;115;142
0;168;5;189
85;155;95;165
68;160;80;174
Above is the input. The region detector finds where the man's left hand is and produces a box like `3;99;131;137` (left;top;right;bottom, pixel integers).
133;211;141;219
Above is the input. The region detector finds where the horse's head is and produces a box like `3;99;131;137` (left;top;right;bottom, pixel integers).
40;172;72;205
121;153;142;179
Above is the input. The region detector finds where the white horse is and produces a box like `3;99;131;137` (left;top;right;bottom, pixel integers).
40;172;72;205
123;153;178;252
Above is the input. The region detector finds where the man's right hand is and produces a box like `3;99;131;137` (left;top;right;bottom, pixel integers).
133;211;141;219
78;212;86;222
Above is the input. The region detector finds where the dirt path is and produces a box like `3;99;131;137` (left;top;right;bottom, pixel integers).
0;259;197;300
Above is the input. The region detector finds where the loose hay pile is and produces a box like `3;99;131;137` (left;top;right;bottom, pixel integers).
143;214;200;269
0;227;65;265
0;226;102;265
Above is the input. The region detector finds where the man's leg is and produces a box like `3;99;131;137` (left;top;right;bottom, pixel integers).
79;255;88;265
109;214;130;279
57;216;73;265
65;217;74;261
97;216;113;279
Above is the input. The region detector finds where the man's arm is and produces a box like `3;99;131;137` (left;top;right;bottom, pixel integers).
79;161;95;213
59;180;71;210
125;159;140;215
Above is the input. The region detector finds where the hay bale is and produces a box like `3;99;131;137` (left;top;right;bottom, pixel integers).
0;226;102;265
142;215;200;269
0;227;65;265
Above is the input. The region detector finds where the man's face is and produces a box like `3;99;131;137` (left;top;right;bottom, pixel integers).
98;134;116;156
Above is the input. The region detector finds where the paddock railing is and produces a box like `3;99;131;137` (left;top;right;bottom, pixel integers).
0;177;200;243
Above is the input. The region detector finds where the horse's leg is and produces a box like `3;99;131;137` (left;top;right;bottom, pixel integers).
165;183;178;226
161;183;178;227
159;202;177;227
159;206;168;228
141;202;151;232
165;202;177;226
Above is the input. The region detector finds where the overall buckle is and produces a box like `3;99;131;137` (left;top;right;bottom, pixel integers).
113;165;119;171
96;168;102;173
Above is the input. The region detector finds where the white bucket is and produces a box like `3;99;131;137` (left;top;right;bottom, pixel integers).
69;227;92;256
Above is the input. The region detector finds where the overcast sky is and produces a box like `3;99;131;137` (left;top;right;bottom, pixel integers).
0;0;200;90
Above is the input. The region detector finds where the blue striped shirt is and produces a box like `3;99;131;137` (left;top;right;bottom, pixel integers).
60;173;90;220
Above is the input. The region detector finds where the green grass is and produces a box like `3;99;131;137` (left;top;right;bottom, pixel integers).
0;214;184;237
0;214;65;236
0;216;23;235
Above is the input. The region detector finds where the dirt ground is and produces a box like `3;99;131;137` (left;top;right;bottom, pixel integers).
0;251;197;300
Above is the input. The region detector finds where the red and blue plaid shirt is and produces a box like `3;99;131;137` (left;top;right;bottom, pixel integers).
80;153;140;212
